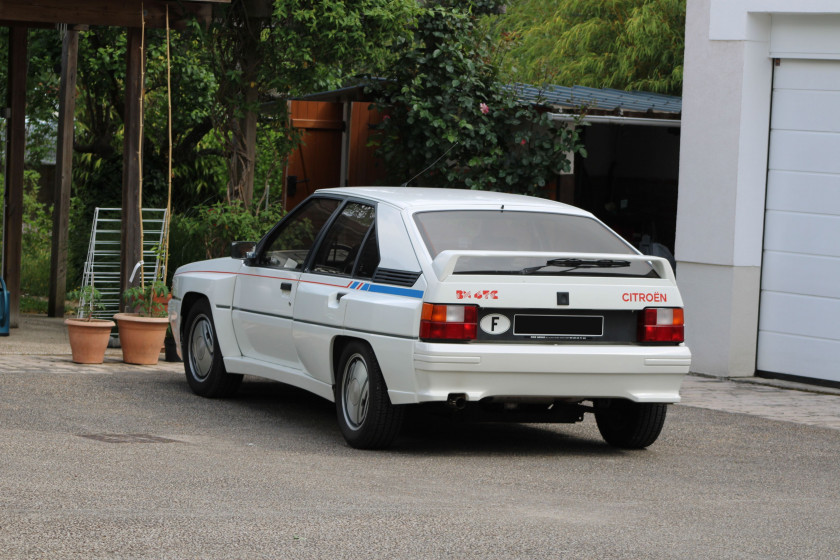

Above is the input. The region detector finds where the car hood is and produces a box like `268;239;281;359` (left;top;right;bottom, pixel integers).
174;257;242;276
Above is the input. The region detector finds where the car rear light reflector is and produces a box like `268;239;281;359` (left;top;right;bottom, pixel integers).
420;303;477;341
638;307;684;343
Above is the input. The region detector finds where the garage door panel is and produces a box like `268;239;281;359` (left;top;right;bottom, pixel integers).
763;211;840;258
758;292;840;341
761;252;840;299
766;170;840;213
759;58;840;382
756;332;840;383
768;130;840;174
771;90;840;132
773;58;840;91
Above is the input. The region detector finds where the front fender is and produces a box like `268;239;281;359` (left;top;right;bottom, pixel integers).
173;261;242;359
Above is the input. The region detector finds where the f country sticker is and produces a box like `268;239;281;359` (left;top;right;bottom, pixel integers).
480;314;511;335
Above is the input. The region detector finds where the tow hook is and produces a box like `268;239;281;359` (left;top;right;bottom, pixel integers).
447;393;468;410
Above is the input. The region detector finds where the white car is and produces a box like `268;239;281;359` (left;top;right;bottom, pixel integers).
169;187;691;449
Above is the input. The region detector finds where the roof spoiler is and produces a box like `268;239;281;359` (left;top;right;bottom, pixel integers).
431;251;676;282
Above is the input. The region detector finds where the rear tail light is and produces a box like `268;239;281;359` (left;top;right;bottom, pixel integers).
420;303;477;341
638;308;684;343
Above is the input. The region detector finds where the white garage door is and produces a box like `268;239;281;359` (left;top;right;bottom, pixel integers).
758;59;840;384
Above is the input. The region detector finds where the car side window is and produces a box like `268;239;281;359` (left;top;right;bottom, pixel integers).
262;198;340;270
311;203;376;276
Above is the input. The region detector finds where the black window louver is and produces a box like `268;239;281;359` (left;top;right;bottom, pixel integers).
372;268;422;287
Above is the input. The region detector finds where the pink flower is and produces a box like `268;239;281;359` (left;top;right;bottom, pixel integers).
520;138;527;146
479;103;490;115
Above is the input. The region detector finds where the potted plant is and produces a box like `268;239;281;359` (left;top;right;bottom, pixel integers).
114;280;171;365
64;286;115;364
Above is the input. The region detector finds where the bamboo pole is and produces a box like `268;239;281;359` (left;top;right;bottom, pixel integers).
163;4;173;284
138;3;146;288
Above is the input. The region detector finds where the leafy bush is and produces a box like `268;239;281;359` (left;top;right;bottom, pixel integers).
123;280;170;318
169;200;285;273
371;2;585;195
67;285;105;319
21;171;53;297
0;170;53;298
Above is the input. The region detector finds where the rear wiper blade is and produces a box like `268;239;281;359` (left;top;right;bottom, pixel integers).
549;258;631;268
519;258;632;275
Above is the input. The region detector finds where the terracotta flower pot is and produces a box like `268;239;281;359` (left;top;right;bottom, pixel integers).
65;318;116;364
114;313;170;365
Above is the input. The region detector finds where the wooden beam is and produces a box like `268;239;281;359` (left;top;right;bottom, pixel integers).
120;26;144;306
2;25;27;329
0;0;215;29
48;29;79;318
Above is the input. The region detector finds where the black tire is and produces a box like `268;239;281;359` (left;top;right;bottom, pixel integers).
183;299;243;398
335;342;404;449
594;400;667;449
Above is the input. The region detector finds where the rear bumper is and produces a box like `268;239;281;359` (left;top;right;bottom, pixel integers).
407;343;691;404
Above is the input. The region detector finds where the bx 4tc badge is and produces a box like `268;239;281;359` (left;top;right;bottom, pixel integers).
456;289;499;300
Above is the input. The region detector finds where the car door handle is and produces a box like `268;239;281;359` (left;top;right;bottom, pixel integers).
280;282;293;291
336;292;348;302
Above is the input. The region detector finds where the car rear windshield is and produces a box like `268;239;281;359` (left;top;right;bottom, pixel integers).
413;210;656;277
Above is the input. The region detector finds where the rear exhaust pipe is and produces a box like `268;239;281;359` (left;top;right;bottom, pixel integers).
447;393;467;410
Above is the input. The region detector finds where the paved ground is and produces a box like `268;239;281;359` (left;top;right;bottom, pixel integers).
2;315;840;558
4;314;839;431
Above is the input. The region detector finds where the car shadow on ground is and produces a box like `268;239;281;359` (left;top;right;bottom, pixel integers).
167;376;625;457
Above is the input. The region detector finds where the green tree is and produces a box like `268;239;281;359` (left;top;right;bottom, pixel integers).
488;0;685;95
0;28;64;167
372;2;584;194
74;26;223;214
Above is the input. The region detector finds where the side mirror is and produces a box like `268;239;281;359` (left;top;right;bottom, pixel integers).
230;241;256;260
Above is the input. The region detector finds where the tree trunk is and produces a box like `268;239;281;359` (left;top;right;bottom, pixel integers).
229;81;257;207
120;27;145;308
2;25;27;329
227;17;259;208
49;29;79;318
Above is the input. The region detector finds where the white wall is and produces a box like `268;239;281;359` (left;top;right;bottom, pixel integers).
677;0;840;377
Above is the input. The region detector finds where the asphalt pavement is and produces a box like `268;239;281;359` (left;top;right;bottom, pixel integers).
1;315;839;559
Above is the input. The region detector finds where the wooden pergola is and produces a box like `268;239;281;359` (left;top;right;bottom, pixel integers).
1;0;226;329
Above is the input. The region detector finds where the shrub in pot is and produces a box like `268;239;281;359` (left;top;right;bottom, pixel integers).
65;286;115;364
114;281;170;365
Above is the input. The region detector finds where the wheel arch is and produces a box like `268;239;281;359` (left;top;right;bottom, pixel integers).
331;335;369;386
180;291;241;359
331;335;418;405
179;292;206;343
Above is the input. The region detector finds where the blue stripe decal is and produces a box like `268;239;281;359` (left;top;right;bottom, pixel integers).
366;283;424;299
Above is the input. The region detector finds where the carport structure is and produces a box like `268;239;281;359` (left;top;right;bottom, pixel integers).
1;0;225;329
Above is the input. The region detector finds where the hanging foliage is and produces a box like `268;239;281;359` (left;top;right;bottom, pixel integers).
371;2;585;195
487;0;685;95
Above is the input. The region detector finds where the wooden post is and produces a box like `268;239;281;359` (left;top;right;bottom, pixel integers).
48;29;80;318
120;26;144;308
339;101;351;187
2;25;27;329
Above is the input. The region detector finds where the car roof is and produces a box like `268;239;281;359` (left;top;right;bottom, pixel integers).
314;186;591;216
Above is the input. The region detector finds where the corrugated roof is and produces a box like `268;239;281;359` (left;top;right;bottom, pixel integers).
297;81;682;117
513;84;682;115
